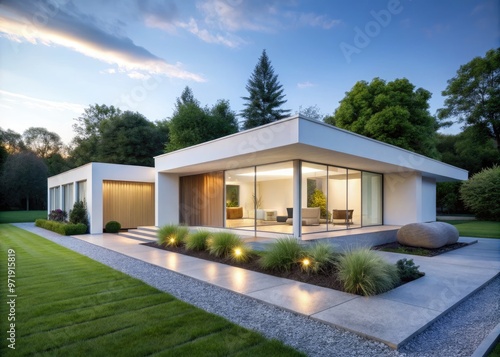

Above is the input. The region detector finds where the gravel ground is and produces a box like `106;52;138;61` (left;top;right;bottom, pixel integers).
13;223;500;357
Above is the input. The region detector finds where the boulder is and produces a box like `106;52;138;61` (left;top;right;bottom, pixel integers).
397;222;459;249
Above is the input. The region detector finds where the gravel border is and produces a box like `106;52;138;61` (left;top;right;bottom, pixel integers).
13;223;500;357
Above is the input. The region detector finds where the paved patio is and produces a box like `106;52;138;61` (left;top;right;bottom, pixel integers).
73;233;499;349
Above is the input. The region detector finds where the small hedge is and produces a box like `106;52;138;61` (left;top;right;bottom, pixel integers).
35;219;87;236
105;221;121;233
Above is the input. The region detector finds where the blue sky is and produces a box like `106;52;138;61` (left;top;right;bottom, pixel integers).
0;0;498;145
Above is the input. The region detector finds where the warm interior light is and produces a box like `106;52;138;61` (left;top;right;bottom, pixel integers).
234;247;242;256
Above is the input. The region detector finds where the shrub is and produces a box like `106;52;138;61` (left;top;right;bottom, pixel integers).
396;258;424;282
35;219;87;235
69;200;89;227
185;230;211;251
157;224;188;247
48;209;67;222
302;242;337;273
259;237;304;272
157;224;179;245
105;221;121;233
336;248;399;296
460;165;500;221
207;232;245;258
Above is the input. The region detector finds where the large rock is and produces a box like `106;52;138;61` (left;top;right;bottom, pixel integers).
397;222;459;249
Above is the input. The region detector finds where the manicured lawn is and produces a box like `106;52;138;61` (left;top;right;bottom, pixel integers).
440;220;500;239
0;210;47;224
0;225;304;356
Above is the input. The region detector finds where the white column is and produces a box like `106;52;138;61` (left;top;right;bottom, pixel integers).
293;160;302;239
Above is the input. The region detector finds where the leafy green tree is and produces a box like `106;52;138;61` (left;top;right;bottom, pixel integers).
70;104;122;166
166;87;238;152
241;50;290;129
325;78;439;158
98;111;167;166
22;127;62;158
438;48;500;152
460;166;500;221
437;126;499;175
0;151;48;210
0;128;25;153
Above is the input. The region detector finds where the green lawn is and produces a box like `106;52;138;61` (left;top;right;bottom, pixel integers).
0;224;304;356
440;220;500;239
0;210;47;224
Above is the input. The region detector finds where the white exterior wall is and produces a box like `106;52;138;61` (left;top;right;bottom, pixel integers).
48;163;154;234
384;172;421;225
421;177;436;222
156;172;179;227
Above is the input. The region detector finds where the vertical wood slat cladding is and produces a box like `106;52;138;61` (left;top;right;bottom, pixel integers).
102;181;155;229
179;172;223;227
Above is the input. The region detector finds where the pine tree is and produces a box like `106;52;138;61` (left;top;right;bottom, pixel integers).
241;50;290;129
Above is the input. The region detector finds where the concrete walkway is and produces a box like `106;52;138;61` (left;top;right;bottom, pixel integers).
73;234;499;349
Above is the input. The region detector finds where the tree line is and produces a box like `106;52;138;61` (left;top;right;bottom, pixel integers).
1;48;498;214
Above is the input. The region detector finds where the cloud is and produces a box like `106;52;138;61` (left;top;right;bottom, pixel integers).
163;0;341;48
297;81;315;89
0;0;205;82
0;89;85;113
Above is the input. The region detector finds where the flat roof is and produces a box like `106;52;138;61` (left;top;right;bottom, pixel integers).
155;116;468;182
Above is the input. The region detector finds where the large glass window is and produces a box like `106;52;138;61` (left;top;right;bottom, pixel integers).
302;162;328;233
328;167;347;230
225;167;255;229
362;172;383;226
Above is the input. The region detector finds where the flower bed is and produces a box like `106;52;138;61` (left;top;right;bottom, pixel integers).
146;225;425;296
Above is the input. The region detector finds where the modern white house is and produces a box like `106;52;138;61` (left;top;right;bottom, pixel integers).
48;162;155;234
48;116;468;238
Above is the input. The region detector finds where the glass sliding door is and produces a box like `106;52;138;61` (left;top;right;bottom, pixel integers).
362;172;383;226
328;167;347;230
224;167;255;229
302;162;328;233
347;169;362;229
255;162;293;234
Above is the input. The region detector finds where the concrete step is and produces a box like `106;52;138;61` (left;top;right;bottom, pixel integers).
119;226;158;243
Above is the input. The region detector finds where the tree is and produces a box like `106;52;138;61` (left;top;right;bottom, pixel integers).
0;128;25;153
438;48;500;152
70;104;121;166
297;105;325;121
23;127;63;158
98;111;167;166
325;78;439;158
0;152;48;210
460;166;500;221
436;126;499;175
166;87;238;152
241;50;290;129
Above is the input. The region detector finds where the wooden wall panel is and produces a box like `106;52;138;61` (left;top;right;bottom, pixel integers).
102;181;155;230
179;172;223;227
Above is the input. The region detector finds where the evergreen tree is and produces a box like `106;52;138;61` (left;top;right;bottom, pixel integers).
241;50;290;129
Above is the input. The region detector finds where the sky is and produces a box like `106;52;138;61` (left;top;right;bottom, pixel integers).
0;0;498;146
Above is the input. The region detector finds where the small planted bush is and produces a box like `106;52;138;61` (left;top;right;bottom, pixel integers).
48;209;67;222
207;232;245;259
157;224;189;247
336;248;399;296
105;221;121;233
185;230;211;251
302;242;337;273
157;224;179;245
259;237;304;272
69;200;89;227
396;258;424;282
36;219;87;236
